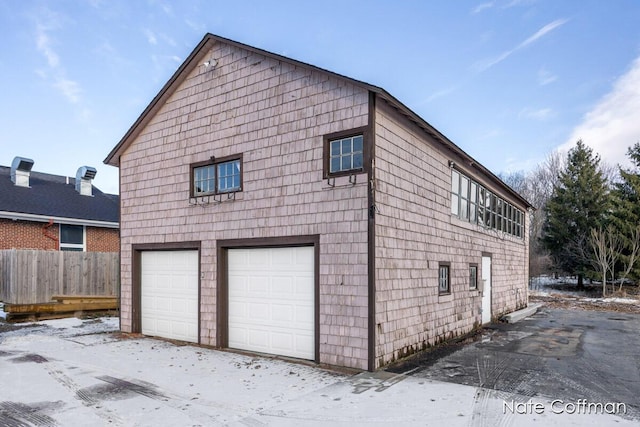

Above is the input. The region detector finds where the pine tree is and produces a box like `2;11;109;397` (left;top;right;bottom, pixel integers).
541;140;610;286
611;143;640;283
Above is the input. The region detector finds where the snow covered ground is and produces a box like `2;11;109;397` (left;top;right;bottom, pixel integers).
0;315;636;426
529;276;640;307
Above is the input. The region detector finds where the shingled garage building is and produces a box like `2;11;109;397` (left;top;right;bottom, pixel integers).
105;33;532;371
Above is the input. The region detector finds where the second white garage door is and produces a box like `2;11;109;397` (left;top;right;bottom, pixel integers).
228;246;315;360
141;250;199;343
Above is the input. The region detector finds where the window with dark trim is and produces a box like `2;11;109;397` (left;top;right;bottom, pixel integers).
60;224;84;251
438;263;450;295
469;264;478;290
450;169;525;239
323;127;368;178
191;154;243;197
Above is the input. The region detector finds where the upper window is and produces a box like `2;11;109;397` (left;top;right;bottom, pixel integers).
60;224;84;251
191;155;242;197
450;169;525;239
330;135;363;174
324;127;368;178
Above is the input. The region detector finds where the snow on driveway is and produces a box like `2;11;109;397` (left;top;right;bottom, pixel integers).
1;316;637;426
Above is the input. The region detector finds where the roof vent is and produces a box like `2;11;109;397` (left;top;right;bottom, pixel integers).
75;166;97;196
10;156;34;187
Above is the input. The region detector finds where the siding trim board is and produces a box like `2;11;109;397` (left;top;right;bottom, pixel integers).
367;91;376;371
131;241;202;342
216;235;321;363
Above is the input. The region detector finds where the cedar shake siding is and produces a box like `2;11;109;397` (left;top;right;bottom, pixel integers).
373;99;529;367
117;42;371;369
107;34;532;371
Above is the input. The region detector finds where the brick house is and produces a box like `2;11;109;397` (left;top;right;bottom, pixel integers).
0;157;119;252
104;33;532;371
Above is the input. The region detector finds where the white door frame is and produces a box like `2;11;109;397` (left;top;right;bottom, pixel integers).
481;255;492;324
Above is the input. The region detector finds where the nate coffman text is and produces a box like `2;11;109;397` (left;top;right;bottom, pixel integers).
503;399;627;415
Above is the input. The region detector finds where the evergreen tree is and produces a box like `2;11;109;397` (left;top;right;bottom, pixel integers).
541;140;610;286
611;143;640;282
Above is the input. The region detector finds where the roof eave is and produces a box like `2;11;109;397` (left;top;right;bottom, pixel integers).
0;211;119;228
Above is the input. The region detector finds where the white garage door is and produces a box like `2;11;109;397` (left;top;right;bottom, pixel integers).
141;250;199;343
228;246;314;360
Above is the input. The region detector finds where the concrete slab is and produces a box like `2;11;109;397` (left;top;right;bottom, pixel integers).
502;302;543;323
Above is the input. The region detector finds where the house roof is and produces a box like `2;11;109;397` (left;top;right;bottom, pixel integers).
0;166;119;227
104;33;532;209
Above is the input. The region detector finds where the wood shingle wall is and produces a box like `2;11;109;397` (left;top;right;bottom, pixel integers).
119;42;371;369
373;99;529;367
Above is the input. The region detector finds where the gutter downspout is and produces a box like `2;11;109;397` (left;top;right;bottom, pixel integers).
42;218;58;249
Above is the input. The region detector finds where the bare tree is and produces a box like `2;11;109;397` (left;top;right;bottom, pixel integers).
617;226;640;291
589;226;622;297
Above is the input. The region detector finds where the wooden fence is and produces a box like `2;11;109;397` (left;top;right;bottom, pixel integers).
0;250;119;305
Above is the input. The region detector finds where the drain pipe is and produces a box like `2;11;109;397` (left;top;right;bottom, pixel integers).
42;218;58;249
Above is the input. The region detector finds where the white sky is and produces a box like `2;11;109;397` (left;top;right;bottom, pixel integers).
1;0;640;194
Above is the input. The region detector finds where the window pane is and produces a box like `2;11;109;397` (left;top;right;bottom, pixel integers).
341;156;351;171
341;139;351;155
194;164;215;195
330;140;341;156
470;182;477;203
330;157;341;173
460;176;469;198
353;135;363;153
217;159;241;192
353;152;363;169
60;225;83;244
451;194;459;215
451;170;460;193
460;199;469;220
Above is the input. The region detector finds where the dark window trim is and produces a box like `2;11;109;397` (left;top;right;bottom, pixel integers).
469;263;478;290
190;153;243;198
438;262;451;295
323;126;370;178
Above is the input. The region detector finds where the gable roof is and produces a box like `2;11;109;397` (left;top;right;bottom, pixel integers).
104;33;532;209
0;166;119;227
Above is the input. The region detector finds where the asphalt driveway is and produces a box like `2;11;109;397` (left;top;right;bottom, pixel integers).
388;307;640;421
1;308;638;426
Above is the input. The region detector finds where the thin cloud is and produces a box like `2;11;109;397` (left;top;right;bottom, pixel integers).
143;28;158;45
35;27;59;68
31;6;85;107
54;79;82;104
519;107;554;120
472;2;495;14
473;19;568;72
423;86;458;104
519;19;567;49
538;68;557;86
560;55;640;168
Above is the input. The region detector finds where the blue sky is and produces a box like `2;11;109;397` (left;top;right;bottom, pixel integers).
1;0;639;195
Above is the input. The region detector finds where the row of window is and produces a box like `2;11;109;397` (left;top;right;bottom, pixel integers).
438;263;478;295
451;170;524;238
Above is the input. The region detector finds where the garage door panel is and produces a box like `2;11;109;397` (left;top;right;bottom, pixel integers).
141;250;198;343
228;246;314;360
